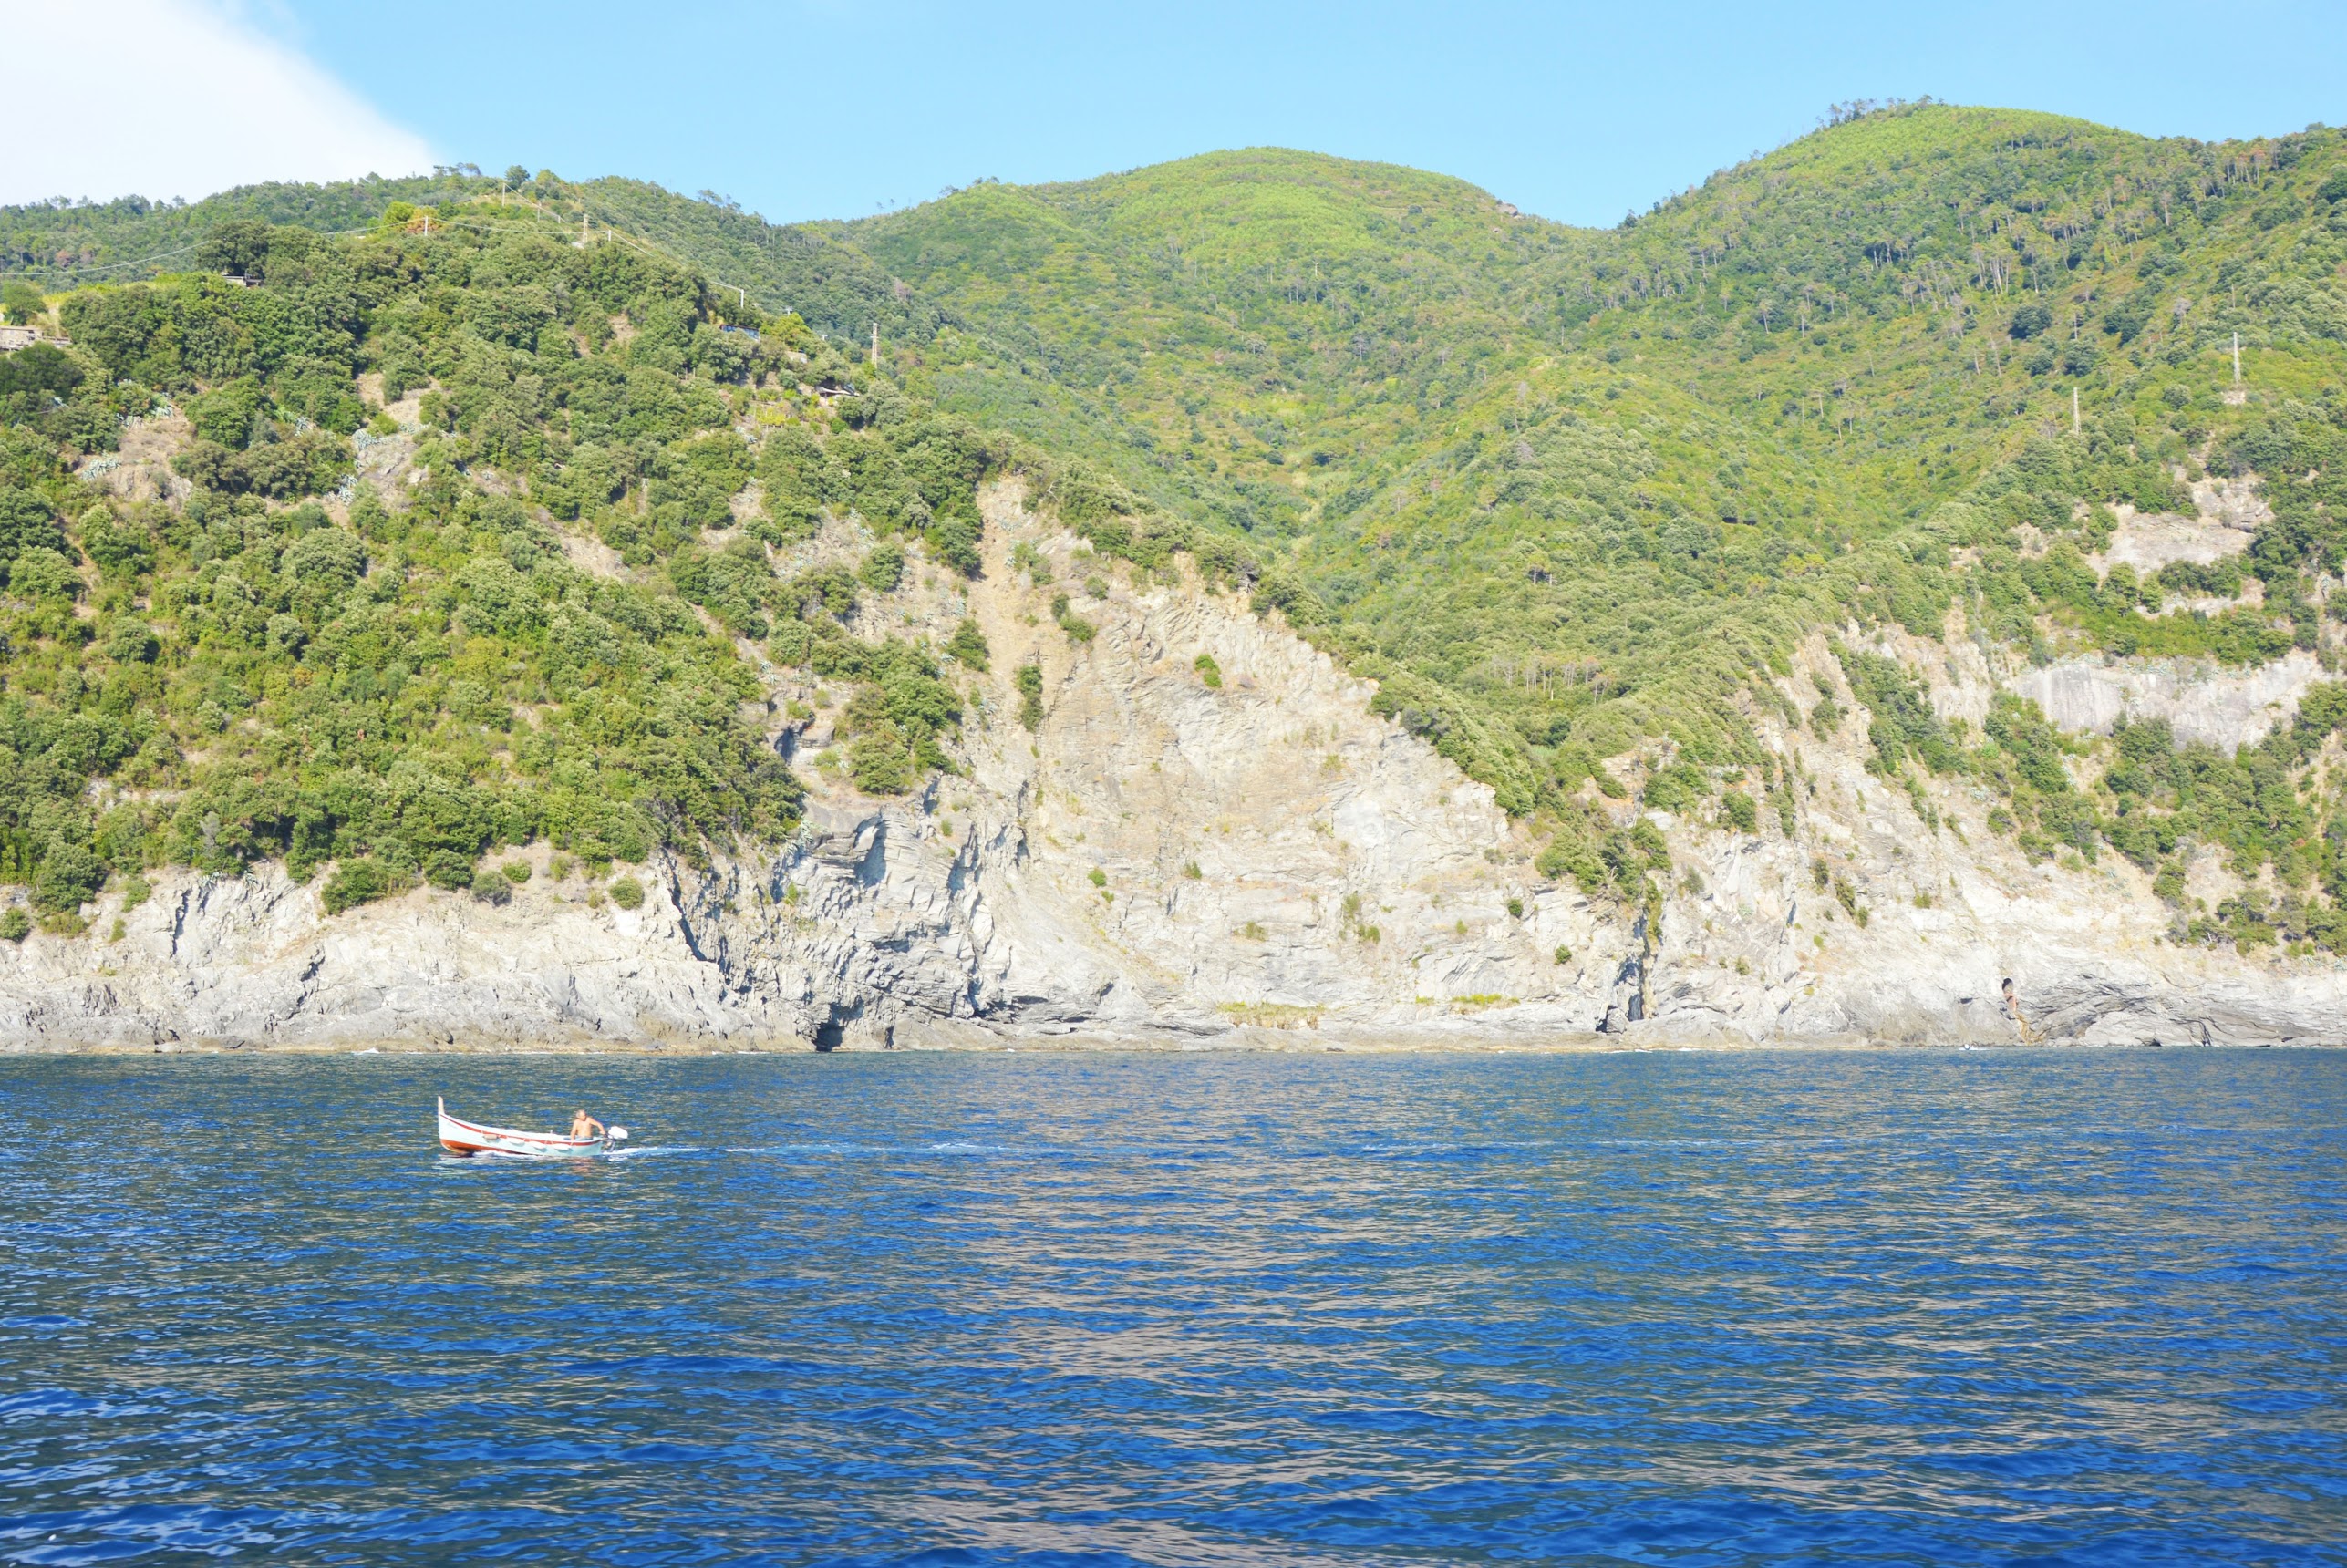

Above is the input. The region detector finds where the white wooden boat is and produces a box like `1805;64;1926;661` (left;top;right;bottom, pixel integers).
437;1097;628;1158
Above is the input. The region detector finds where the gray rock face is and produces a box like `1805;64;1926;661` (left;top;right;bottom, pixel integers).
2189;474;2274;531
2097;510;2249;575
6;486;2344;1052
2008;650;2327;750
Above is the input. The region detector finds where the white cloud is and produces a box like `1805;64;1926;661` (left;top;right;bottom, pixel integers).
2;0;434;205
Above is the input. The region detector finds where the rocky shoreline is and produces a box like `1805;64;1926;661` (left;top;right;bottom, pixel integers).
8;494;2345;1054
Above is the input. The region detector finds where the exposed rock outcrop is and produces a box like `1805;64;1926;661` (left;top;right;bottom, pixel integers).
6;486;2344;1052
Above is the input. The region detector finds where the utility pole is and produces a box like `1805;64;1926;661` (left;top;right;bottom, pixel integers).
2073;386;2081;435
581;211;589;245
870;320;879;367
2232;330;2242;385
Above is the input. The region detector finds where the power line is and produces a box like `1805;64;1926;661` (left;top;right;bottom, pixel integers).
4;236;215;280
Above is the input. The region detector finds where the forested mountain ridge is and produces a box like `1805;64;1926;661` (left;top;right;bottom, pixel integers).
5;103;2347;967
844;109;2347;742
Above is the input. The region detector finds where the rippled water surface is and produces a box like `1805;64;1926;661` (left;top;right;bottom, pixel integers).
4;1048;2345;1564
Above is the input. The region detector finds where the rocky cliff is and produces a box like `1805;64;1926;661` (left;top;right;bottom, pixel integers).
5;485;2343;1051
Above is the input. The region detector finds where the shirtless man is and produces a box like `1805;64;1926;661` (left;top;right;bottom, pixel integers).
569;1108;605;1142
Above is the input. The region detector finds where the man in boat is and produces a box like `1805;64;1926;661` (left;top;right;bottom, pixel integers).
569;1108;605;1142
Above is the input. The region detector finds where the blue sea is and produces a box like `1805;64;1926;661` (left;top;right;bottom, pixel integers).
3;1047;2343;1565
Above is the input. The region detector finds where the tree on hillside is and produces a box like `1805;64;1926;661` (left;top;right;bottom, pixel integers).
193;219;274;279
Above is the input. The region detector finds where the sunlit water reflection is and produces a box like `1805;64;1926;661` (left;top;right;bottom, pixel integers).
3;1048;2342;1564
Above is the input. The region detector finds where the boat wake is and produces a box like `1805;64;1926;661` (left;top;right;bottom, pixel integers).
926;1140;1060;1155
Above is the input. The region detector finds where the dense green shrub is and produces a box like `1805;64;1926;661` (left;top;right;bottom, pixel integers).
321;858;395;915
1016;663;1044;731
1721;791;1759;833
945;618;989;670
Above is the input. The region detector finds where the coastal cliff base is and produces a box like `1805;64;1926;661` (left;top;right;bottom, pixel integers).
7;491;2342;1052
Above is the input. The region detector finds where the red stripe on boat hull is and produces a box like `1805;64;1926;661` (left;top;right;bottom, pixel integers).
440;1114;575;1146
435;1100;602;1158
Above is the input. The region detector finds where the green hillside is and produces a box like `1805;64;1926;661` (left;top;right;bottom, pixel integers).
5;104;2347;951
848;110;2347;758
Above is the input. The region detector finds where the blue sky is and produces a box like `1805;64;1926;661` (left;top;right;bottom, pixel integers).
16;1;2347;224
